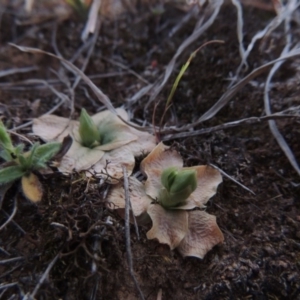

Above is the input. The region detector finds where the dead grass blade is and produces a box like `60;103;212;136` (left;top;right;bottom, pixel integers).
9;44;118;115
184;46;300;128
0;73;128;90
267;119;300;175
127;0;223;108
263;10;300;176
10;44;154;132
145;0;224;109
0;66;38;78
1;210;26;235
231;0;246;66
127;83;154;104
168;6;198;38
0;257;25;265
0;282;24;298
209;163;255;195
81;0;102;41
231;0;300;86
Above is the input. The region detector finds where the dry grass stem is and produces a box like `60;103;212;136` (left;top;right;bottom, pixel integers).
183;46;300;128
81;0;102;41
122;166;145;300
27;253;60;300
231;0;246;66
1;210;26;234
0;257;25;265
0;197;17;231
145;0;224;109
0;67;38;78
209;163;255;195
127;0;223;108
0;73;128;90
101;56;150;85
263;9;300;175
73;18;102;90
231;0;300;86
162;113;300;140
10;44;118;114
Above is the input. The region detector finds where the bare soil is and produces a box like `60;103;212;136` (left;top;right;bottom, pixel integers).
0;1;300;299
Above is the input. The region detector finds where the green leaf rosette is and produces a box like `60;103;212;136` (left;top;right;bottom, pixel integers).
159;167;197;208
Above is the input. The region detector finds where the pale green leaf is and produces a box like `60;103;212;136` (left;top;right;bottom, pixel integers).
79;109;101;148
0;121;14;151
33;142;61;166
0;165;26;184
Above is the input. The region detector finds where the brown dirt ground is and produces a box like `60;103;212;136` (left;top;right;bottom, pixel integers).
1;1;300;299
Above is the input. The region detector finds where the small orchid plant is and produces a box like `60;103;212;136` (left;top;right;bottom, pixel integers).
0;121;61;202
33;108;156;182
108;142;224;258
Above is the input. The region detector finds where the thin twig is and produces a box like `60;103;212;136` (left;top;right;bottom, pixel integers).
129;199;140;241
70;37;94;63
209;163;255;195
0;257;25;265
122;166;145;300
7;130;33;144
0;66;38;78
72;18;102;91
0;264;23;279
27;253;60;300
168;6;197;38
9;77;70;131
0;282;18;290
0;197;17;231
162;113;299;141
0;73;129;89
101;56;150;85
79;220;111;238
11;96;66;131
1;210;26;234
0;247;10;256
89;275;99;300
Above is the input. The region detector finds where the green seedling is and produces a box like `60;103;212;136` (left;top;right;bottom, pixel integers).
159;166;197;208
79;108;101;148
0;121;61;202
